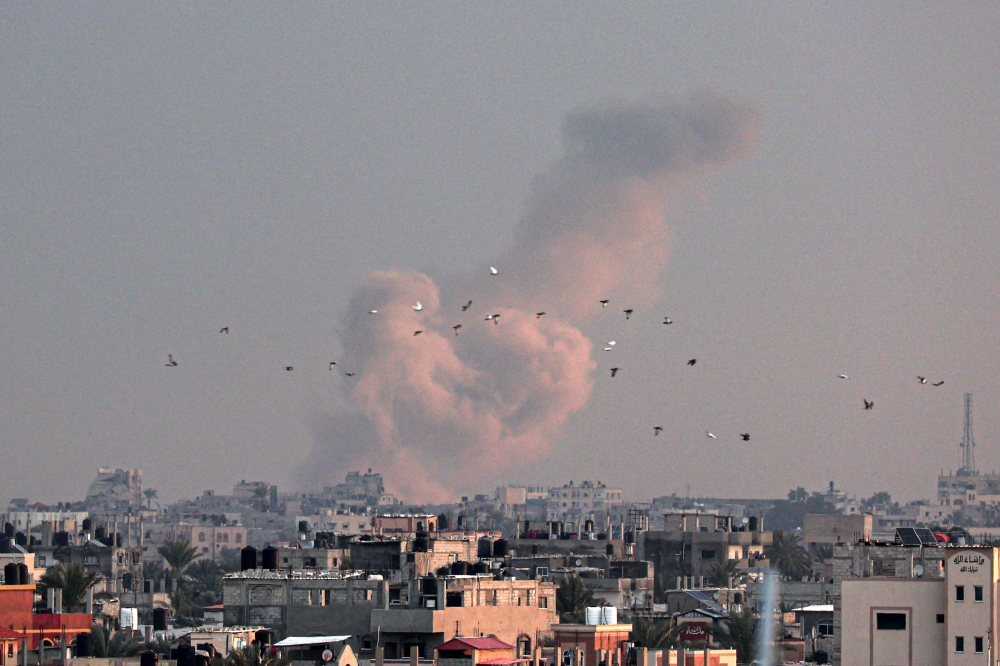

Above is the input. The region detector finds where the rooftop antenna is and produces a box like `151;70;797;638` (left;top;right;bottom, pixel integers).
960;392;977;475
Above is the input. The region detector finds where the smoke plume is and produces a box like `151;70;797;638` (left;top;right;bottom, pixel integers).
302;93;760;501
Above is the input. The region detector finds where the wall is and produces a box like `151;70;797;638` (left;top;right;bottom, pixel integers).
841;578;945;666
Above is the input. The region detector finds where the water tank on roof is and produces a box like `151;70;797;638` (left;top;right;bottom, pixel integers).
3;523;13;538
492;538;508;558
4;563;17;585
472;561;489;575
624;531;635;545
450;561;469;576
748;516;758;532
298;521;310;534
585;606;617;625
140;651;157;666
606;543;615;556
17;563;29;585
81;519;92;533
255;630;272;646
241;546;258;571
76;633;92;657
477;537;492;559
153;608;168;631
261;546;279;571
94;526;106;541
436;566;450;577
437;514;450;531
0;537;11;554
422;575;437;595
55;531;70;547
414;531;429;553
14;532;26;547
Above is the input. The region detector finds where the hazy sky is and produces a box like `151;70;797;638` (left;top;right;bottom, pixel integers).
2;4;999;505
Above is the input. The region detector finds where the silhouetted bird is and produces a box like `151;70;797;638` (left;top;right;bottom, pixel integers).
485;314;500;324
864;399;874;410
610;367;619;377
933;380;945;386
599;300;609;307
329;362;337;370
462;300;473;311
838;374;850;380
663;317;672;325
369;310;378;314
740;433;750;441
219;327;229;334
413;302;423;311
687;359;697;366
166;354;178;367
653;426;663;436
536;312;546;318
624;309;633;319
344;372;355;377
285;366;293;372
489;266;498;275
706;431;716;439
917;376;927;384
453;325;462;335
413;330;423;336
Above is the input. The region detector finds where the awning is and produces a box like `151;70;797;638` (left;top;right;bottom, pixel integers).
274;636;351;647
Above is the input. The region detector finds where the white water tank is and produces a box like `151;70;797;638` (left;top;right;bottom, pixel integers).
585;606;617;625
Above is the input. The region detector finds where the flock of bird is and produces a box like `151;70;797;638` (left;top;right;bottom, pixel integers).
164;263;949;444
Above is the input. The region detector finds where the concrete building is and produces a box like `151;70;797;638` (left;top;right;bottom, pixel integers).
156;523;248;562
840;546;1000;665
551;622;632;666
85;468;143;513
803;514;872;547
546;481;623;522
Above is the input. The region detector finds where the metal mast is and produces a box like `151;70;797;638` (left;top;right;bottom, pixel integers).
960;392;977;474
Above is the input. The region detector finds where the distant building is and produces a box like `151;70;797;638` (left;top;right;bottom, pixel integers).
85;468;142;513
546;481;622;522
151;523;248;562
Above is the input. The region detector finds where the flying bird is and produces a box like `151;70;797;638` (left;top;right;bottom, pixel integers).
344;372;355;377
663;317;672;325
838;374;850;380
285;366;293;372
706;432;716;439
687;359;697;366
453;325;462;335
166;354;178;367
653;427;663;436
369;310;378;314
489;266;498;275
329;362;337;370
623;309;633;319
933;380;945;386
536;312;546;318
485;314;500;324
740;433;750;441
917;376;927;384
462;300;473;311
219;326;229;334
413;330;423;336
603;347;613;352
864;399;874;410
413;302;423;311
599;300;609;307
610;367;619;377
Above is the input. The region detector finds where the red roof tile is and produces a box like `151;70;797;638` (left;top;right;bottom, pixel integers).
437;637;514;652
0;629;22;640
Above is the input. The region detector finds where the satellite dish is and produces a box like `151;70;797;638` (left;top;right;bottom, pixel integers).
742;518;749;525
914;564;924;578
322;650;334;662
575;559;583;567
713;592;720;600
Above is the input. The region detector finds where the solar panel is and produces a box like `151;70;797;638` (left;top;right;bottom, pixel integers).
896;527;921;546
914;528;938;545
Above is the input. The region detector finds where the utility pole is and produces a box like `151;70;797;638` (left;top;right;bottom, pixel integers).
960;393;977;475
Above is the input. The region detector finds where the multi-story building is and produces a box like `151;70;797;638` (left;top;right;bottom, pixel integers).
85;468;143;513
546;481;622;521
150;523;248;562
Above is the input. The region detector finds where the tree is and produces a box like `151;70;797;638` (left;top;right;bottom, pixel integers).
710;607;758;664
252;485;271;512
38;563;100;612
629;616;677;649
89;624;146;658
709;559;742;587
765;530;811;580
158;539;200;573
142;560;165;583
143;489;159;511
555;575;598;623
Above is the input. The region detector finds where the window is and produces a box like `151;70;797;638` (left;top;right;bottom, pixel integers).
701;550;716;560
540;596;548;609
956;636;965;653
37;556;46;567
956;585;965;602
817;623;834;636
937;614;945;624
876;613;907;630
199;533;206;542
976;637;984;654
235;533;242;543
975;585;983;602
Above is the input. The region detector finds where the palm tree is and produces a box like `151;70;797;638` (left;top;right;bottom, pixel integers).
158;539;200;573
709;559;742;587
143;489;159;511
764;530;811;580
710;607;758;664
630;616;676;648
38;563;100;612
90;624;146;658
555;575;598;623
142;560;165;583
252;485;271;512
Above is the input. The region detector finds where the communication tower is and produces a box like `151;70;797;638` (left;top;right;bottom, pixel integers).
959;392;977;476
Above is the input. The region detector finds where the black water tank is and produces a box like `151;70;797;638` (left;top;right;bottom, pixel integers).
194;654;209;666
261;546;279;571
624;531;635;545
450;561;469;576
421;575;437;595
477;538;492;559
95;526;106;541
140;650;158;666
472;561;489;575
748;516;758;532
144;579;152;594
492;538;508;558
3;523;13;537
298;521;309;534
153;608;168;631
240;546;258;571
414;531;429;553
77;633;93;657
585;520;594;532
437;514;450;531
14;532;26;547
255;630;272;646
54;531;70;547
123;572;134;591
116;533;123;547
531;544;538;555
456;514;465;530
82;519;92;532
4;563;18;585
435;566;450;577
176;645;195;666
17;563;29;585
0;538;10;554
606;544;615;556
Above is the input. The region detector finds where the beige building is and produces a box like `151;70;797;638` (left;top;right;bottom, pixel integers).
803;513;872;546
158;523;248;561
841;546;1000;665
